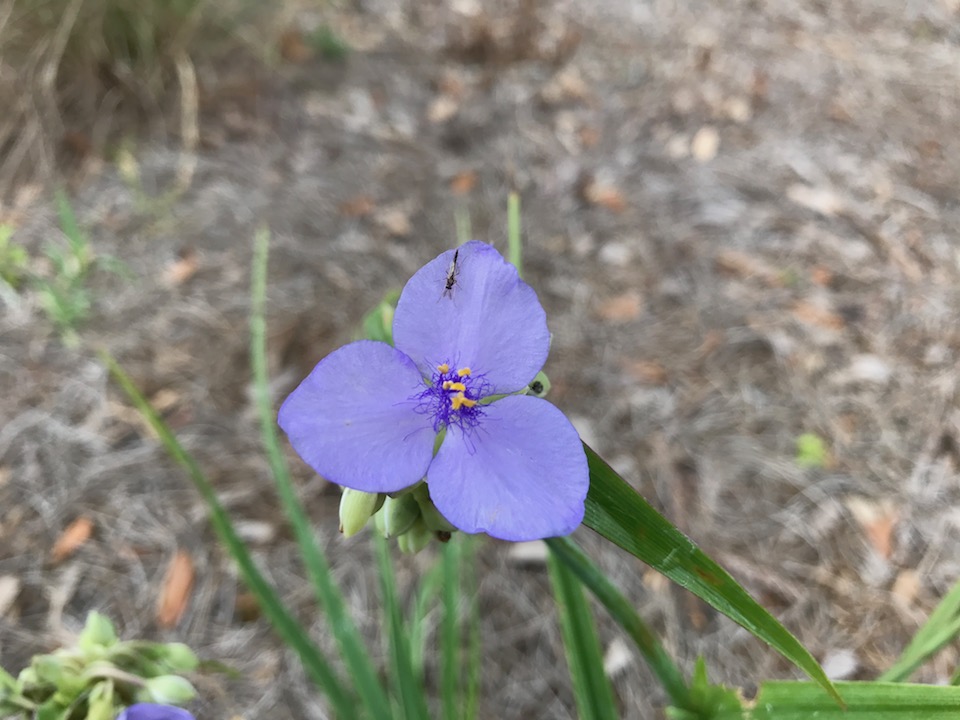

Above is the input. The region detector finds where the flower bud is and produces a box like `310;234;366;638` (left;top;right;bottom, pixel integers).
398;517;432;555
379;494;420;538
79;612;118;652
86;680;117;720
140;675;197;705
159;643;199;673
413;485;455;533
339;489;384;537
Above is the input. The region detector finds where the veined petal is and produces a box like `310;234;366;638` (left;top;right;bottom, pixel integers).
278;340;435;493
393;241;549;395
427;395;588;541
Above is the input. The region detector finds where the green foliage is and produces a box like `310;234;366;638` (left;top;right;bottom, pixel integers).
308;24;350;62
548;550;619;720
0;224;29;291
582;444;843;706
795;432;829;469
746;681;960;719
0;612;197;719
880;576;960;682
666;659;742;720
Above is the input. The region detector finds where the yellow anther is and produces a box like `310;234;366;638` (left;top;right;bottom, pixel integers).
442;381;453;390
450;393;476;410
457;367;472;377
437;363;450;373
447;382;466;392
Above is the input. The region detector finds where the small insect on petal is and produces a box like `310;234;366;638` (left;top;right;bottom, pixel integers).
442;248;460;298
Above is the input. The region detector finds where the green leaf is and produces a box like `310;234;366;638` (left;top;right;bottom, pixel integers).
507;193;522;277
100;351;355;719
747;681;960;719
582;444;843;707
374;533;431;720
546;536;690;710
462;535;481;720
665;658;742;719
548;548;619;720
440;539;461;720
795;433;828;469
880;577;960;682
251;227;392;720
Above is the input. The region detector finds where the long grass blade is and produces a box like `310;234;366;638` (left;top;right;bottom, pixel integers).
440;540;461;720
547;548;619;720
546;536;691;710
250;227;393;720
374;533;431;720
745;681;960;719
100;351;354;718
462;536;481;720
582;443;843;707
507;192;522;277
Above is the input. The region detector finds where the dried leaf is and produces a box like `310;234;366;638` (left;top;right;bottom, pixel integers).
845;497;899;559
51;517;94;563
279;28;311;63
596;292;643;322
579;174;627;213
622;360;669;385
157;550;195;628
163;248;198;287
715;248;783;286
450;170;477;195
235;592;261;622
791;299;846;331
339;194;376;218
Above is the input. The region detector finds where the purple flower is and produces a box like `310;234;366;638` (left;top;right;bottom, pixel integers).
116;704;194;720
279;241;588;541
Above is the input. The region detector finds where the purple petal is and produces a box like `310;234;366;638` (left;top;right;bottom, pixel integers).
427;395;588;541
393;241;550;395
116;705;195;720
279;340;436;493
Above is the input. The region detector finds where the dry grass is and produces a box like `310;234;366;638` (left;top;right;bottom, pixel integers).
0;0;273;199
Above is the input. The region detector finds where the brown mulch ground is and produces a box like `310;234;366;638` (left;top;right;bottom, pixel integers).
3;1;960;718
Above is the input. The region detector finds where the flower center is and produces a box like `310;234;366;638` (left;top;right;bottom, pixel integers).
414;362;488;432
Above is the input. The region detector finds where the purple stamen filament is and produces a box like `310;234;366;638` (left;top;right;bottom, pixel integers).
414;363;487;432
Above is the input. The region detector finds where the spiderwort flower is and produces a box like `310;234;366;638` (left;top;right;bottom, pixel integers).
279;241;588;541
116;704;195;720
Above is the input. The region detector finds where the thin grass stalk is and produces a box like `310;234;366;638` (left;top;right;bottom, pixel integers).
250;227;393;720
100;350;354;718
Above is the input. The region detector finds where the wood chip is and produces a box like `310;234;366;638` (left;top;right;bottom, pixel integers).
810;265;833;287
0;575;20;617
376;206;413;237
235;592;262;622
507;541;548;565
449;170;477;195
51;517;94;563
157;550;195;628
603;637;633;678
691;126;720;162
427;95;459;124
787;184;845;217
596;292;643;323
892;569;921;609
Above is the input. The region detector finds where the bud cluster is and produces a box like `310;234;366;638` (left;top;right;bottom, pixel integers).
339;482;455;554
0;612;198;719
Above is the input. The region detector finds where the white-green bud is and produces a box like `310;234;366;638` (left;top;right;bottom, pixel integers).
398;517;432;555
413;485;455;532
380;494;420;538
78;612;118;652
160;643;199;673
339;489;384;537
141;675;197;705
